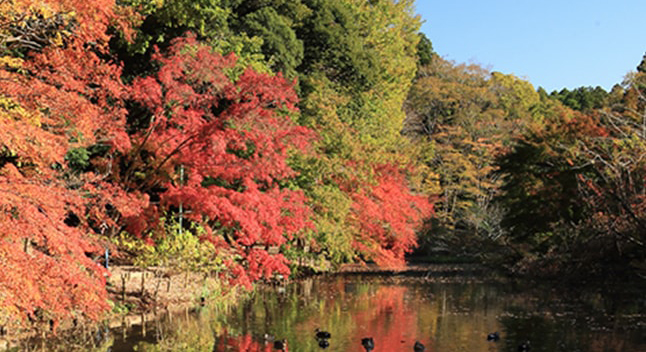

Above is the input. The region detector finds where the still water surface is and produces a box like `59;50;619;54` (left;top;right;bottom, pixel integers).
26;268;646;351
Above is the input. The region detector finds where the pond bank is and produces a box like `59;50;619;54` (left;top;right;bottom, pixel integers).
1;262;491;350
106;263;492;315
0;265;220;351
105;265;210;313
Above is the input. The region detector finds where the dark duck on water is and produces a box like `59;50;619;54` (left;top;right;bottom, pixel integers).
361;337;375;351
487;331;500;341
318;339;330;349
315;328;331;340
273;339;287;350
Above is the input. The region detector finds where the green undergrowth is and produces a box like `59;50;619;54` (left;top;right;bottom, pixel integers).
111;216;227;274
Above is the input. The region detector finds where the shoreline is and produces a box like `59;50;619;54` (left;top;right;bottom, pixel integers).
0;265;212;351
3;262;643;350
1;262;494;350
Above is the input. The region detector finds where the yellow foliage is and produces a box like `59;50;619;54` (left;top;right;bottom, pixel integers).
0;55;23;68
411;163;442;195
1;0;79;52
0;95;40;126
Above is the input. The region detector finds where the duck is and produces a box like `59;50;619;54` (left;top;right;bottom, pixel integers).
315;328;331;340
318;339;330;349
518;340;531;352
414;341;425;352
273;339;287;350
361;337;375;351
487;331;500;341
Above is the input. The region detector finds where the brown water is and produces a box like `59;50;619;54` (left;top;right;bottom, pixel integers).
17;270;646;351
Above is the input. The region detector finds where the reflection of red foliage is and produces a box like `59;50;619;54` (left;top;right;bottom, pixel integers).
352;286;429;351
301;279;432;352
215;330;276;352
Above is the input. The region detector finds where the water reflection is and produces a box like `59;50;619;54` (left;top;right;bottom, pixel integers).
17;273;646;351
132;274;645;352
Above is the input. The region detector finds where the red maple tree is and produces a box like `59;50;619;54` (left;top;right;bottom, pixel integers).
0;0;137;328
348;163;433;267
128;36;314;288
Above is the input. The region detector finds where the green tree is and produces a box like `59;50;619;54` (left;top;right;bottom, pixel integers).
636;52;646;73
549;86;608;112
111;0;309;79
416;32;436;66
239;6;304;78
288;0;430;267
297;0;420;148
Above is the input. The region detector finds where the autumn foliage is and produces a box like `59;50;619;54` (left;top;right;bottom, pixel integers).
0;0;434;330
128;36;314;288
349;164;432;266
496;87;646;276
0;0;134;329
0;169;110;330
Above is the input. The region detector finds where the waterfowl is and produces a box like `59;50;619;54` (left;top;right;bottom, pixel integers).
518;340;531;352
318;339;330;348
361;337;375;351
414;341;425;351
315;328;331;340
487;331;500;341
273;339;287;350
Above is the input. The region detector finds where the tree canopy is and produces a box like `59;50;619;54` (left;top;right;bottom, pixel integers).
0;0;435;329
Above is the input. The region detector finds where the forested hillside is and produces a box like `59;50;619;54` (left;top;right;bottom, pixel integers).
406;53;646;279
0;0;644;333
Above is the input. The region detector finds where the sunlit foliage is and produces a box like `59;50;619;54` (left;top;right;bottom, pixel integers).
0;0;137;329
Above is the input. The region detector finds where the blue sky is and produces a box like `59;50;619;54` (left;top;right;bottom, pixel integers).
416;1;646;92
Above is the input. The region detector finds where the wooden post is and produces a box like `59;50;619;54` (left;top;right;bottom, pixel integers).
141;270;146;296
179;165;184;233
141;313;146;337
154;275;161;302
121;273;126;303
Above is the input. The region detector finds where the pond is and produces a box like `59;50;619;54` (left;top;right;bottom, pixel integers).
19;266;646;351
